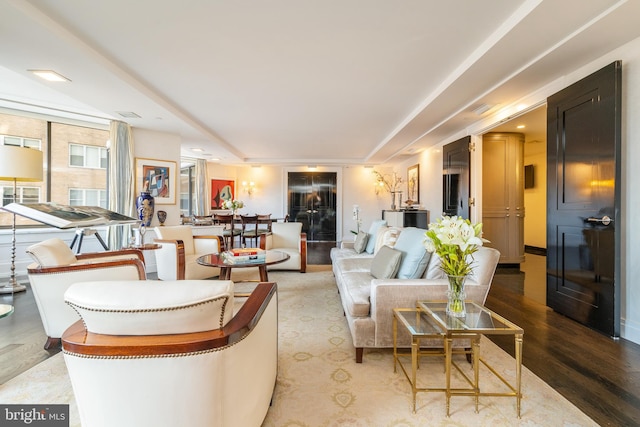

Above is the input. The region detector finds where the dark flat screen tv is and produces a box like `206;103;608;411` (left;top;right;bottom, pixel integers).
524;164;534;189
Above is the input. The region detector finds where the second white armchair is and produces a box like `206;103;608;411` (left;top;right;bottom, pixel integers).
154;225;223;280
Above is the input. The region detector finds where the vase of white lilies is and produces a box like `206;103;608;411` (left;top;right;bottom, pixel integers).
423;215;487;317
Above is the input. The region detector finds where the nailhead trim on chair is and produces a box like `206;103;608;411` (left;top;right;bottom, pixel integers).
66;295;231;331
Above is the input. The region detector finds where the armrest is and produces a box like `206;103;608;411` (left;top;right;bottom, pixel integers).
340;241;355;249
154;239;186;280
62;282;277;357
259;232;273;250
28;258;147;279
300;232;307;273
370;277;487;321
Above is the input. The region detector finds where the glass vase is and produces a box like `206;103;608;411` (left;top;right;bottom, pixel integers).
446;275;467;317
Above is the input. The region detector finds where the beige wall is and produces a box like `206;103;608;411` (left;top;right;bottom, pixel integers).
523;142;547;249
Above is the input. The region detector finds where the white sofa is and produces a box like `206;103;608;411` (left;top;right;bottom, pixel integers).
62;279;278;427
331;223;500;363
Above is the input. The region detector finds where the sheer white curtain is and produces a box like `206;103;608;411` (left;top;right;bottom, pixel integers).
107;121;135;250
193;158;209;216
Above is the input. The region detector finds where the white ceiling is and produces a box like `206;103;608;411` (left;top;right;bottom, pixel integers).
1;0;639;166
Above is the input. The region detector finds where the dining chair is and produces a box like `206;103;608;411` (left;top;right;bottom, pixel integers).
214;213;241;249
257;214;273;233
240;214;260;248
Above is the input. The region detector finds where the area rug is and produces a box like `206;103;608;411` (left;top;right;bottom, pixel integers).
0;265;597;426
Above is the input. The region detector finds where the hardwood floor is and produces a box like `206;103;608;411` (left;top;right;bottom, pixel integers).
2;244;639;426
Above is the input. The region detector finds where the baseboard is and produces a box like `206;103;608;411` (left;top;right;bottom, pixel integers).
621;317;640;345
525;245;547;256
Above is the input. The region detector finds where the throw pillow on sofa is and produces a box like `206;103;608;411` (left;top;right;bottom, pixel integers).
370;245;403;279
393;227;431;279
353;231;369;253
365;219;387;254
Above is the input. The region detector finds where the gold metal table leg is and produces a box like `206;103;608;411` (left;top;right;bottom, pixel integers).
445;336;452;417
412;339;418;413
473;335;480;413
515;333;523;418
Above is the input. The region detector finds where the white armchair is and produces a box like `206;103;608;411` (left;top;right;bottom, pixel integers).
153;225;223;280
259;222;307;273
25;238;146;349
62;279;278;427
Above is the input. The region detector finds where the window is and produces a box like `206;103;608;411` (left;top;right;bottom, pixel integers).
0;112;109;227
0;135;42;149
69;143;107;169
180;164;195;217
1;186;41;206
69;188;107;208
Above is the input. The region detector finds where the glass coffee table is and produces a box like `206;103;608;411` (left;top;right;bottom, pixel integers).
393;301;523;417
197;250;290;282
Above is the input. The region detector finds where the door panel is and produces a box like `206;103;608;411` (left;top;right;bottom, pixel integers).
547;61;621;337
443;136;470;219
288;172;337;241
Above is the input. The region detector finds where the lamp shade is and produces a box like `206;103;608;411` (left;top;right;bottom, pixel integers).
0;145;43;182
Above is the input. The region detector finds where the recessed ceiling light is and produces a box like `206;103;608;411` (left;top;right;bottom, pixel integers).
29;69;70;82
517;125;526;129
191;148;204;152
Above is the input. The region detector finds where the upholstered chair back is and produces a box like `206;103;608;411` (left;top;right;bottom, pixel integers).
154;225;195;254
62;280;277;427
271;222;302;249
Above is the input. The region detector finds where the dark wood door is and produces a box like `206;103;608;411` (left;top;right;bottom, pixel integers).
288;172;336;241
547;61;621;337
443;136;471;219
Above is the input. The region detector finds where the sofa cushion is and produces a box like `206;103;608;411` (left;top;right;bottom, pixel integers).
335;257;372;273
370;245;403;279
353;231;369;253
26;238;78;267
393;227;431;279
374;226;401;253
365;220;387;254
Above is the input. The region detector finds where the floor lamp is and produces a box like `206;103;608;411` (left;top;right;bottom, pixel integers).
0;145;44;294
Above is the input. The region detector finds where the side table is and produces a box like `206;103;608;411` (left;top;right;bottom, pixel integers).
393;301;523;417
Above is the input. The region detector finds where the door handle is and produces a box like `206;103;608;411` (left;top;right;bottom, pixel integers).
586;215;612;226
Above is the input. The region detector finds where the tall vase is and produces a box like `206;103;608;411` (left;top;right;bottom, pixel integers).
390;191;397;210
136;191;155;226
446;275;467;317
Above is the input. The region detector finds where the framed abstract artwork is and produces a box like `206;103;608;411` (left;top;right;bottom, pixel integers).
135;158;177;205
211;179;235;209
407;164;419;203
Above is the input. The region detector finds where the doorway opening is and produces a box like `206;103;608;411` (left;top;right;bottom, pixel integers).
481;105;547;305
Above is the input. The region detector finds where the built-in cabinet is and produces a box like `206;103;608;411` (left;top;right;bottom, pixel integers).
482;132;525;264
382;210;429;229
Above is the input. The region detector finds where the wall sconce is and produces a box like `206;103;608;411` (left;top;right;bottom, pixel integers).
242;181;256;196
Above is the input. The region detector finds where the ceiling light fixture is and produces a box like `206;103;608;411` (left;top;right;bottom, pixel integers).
472;103;492;115
29;69;70;82
191;148;204;152
116;111;141;118
517;125;526;129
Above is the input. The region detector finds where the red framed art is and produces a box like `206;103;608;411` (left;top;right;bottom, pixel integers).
211;179;235;209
